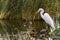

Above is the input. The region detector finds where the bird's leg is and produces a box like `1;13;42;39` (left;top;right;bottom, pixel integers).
46;24;51;31
45;24;51;37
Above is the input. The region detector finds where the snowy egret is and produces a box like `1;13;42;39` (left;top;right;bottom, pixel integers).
36;8;55;32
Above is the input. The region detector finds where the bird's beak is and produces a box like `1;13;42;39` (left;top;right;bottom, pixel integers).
35;10;39;15
33;10;39;19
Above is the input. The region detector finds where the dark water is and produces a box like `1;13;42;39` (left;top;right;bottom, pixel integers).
0;20;54;40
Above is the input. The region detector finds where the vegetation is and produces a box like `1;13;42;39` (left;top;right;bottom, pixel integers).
51;28;60;40
0;0;59;20
0;0;60;40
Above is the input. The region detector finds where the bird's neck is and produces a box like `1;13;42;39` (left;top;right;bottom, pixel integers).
40;10;44;18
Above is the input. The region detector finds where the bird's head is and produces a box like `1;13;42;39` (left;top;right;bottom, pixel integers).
38;8;44;12
35;8;44;15
34;8;44;18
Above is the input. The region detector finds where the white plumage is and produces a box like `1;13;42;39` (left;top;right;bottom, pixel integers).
37;8;55;31
42;13;54;28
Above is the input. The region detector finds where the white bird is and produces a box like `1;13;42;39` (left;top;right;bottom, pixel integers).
36;8;55;32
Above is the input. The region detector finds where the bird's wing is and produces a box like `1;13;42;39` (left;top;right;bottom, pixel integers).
42;13;54;27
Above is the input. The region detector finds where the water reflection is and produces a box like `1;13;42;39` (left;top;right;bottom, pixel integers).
0;20;50;40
